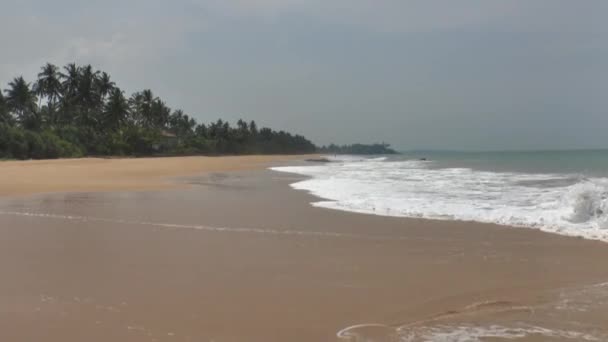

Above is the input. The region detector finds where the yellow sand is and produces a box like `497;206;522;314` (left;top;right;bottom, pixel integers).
0;155;314;196
0;156;607;341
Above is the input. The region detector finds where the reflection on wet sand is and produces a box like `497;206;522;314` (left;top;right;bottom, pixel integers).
0;170;607;341
340;282;608;341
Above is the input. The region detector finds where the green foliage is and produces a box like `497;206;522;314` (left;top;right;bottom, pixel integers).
0;62;319;160
0;124;82;159
122;125;163;155
319;143;398;155
4;76;38;129
0;92;12;124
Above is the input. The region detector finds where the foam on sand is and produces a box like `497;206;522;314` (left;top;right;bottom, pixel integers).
272;157;608;241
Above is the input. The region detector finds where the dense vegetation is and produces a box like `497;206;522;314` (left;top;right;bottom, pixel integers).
0;63;316;159
319;143;398;155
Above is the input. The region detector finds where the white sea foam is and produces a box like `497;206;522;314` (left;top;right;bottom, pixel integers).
337;323;602;341
337;281;608;341
271;157;608;242
397;324;601;341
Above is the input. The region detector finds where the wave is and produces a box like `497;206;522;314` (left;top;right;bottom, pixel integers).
271;158;608;242
337;324;601;342
325;155;389;163
336;281;608;341
397;324;601;342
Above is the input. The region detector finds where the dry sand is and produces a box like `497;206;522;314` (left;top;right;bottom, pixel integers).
0;155;315;196
0;156;607;341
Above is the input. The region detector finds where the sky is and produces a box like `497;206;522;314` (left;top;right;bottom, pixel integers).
1;0;607;150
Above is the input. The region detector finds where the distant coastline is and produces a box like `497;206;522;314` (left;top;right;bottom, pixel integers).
318;143;398;155
1;62;400;161
1;63;317;160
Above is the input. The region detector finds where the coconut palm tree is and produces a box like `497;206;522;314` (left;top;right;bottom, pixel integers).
150;98;171;129
34;63;62;124
77;64;100;108
59;63;80;101
127;91;145;125
104;88;128;130
128;89;156;128
58;63;80;122
0;91;11;124
168;109;197;137
249;120;258;135
0;61;319;159
236;119;249;136
4;76;39;129
70;64;101;127
96;71;115;103
35;63;62;105
169;109;184;132
194;123;207;138
141;89;155;127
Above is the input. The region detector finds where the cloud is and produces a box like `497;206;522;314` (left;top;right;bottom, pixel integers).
1;0;607;149
2;0;605;83
192;0;608;33
0;1;198;89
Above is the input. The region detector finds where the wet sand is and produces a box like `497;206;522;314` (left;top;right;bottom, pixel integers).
0;157;607;341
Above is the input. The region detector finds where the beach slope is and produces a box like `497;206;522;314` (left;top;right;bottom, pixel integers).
0;155;313;196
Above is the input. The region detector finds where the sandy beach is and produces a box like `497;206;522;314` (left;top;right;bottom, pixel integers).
0;156;607;341
0;155;315;197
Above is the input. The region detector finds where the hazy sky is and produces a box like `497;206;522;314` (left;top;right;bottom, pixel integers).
1;0;607;150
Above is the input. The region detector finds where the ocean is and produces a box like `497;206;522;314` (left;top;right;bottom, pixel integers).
272;150;608;242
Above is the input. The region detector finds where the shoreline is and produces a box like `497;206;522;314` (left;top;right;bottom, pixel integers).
274;166;608;245
0;159;607;341
272;160;608;244
3;153;604;246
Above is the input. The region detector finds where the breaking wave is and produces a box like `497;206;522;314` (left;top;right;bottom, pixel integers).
272;157;608;241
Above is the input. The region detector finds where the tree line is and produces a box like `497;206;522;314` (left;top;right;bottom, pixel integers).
0;63;316;159
319;143;397;155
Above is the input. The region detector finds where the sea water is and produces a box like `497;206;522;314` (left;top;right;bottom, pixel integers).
271;150;608;242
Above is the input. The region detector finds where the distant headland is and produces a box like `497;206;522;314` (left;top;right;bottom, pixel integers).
318;143;398;155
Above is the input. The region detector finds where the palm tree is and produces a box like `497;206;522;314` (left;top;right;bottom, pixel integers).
4;76;39;129
187;116;197;134
96;71;115;103
34;63;62;124
168;109;193;136
127;91;146;126
77;64;100;108
59;63;80;100
0;61;321;159
249;120;258;135
104;88;128;130
237;119;249;132
236;119;250;144
179;114;197;136
150;98;170;129
35;63;62;104
58;63;80;122
127;89;160;129
140;89;154;127
194;123;207;137
169;109;184;133
0;91;11;124
71;64;100;127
